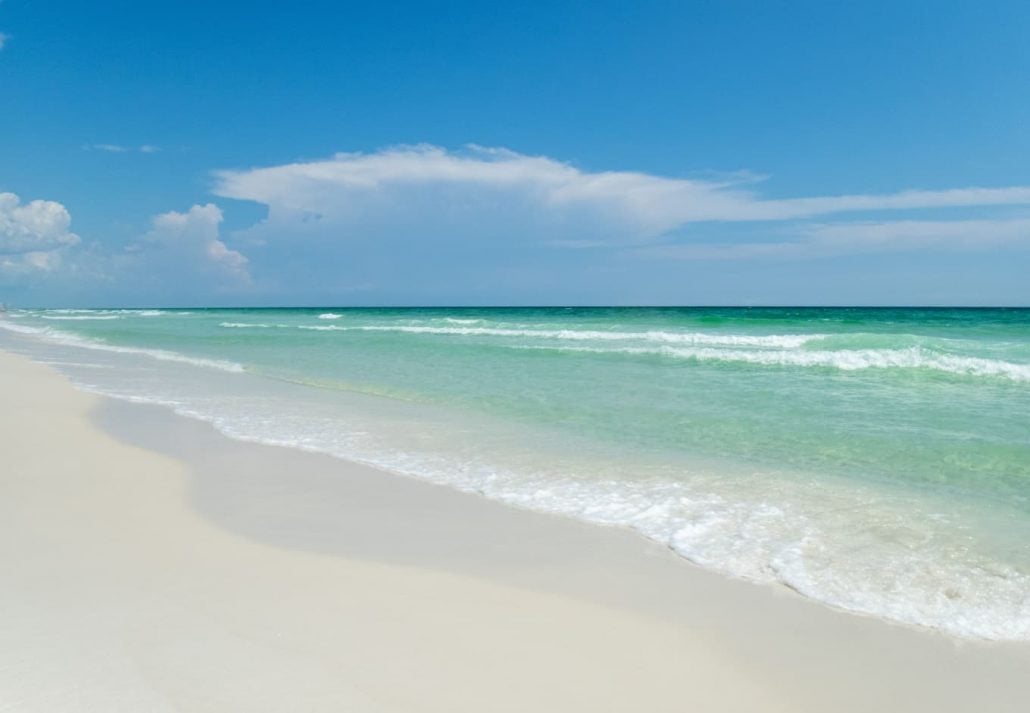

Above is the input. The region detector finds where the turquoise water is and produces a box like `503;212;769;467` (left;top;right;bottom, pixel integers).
3;307;1029;638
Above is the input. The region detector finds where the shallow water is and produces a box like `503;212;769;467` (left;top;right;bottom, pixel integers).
3;306;1029;639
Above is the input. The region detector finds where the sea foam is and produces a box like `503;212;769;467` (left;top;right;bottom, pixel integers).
6;307;1030;641
0;322;244;373
511;343;1030;381
287;322;825;348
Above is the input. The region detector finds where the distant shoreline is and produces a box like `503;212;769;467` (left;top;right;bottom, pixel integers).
7;304;1030;310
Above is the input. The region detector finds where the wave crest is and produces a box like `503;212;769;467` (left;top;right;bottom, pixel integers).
0;322;244;373
519;343;1030;381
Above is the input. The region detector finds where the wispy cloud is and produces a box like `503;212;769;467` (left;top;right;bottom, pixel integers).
83;143;160;154
639;218;1030;261
804;217;1030;251
85;143;130;153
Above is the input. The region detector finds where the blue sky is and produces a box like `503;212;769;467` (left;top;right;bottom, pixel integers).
1;0;1029;306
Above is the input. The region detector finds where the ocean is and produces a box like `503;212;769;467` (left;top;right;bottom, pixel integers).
2;306;1029;639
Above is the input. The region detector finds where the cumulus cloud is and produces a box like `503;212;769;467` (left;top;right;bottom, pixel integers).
8;146;1029;304
1;196;250;302
0;251;66;276
213;144;761;242
0;192;79;274
134;203;250;283
214;145;1030;246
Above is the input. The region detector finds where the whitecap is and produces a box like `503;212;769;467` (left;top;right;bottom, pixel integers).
515;343;1030;382
308;323;825;348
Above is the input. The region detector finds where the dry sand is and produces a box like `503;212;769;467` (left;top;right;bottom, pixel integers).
2;348;1030;712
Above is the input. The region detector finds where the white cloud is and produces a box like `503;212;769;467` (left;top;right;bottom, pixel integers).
0;251;66;275
0;192;79;261
639;218;1030;261
88;143;130;153
0;192;79;273
214;145;1030;245
214;144;751;240
84;143;160;154
135;203;250;283
8;147;1028;305
1;197;250;298
803;217;1030;250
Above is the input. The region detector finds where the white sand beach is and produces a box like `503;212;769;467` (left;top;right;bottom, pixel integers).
3;347;1030;712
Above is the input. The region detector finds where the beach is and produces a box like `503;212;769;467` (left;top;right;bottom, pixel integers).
5;307;1030;640
3;346;1030;711
6;0;1030;707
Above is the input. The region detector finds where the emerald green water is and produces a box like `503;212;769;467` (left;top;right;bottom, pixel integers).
3;307;1029;638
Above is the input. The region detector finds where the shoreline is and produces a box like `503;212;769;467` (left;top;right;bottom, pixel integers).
4;347;1030;711
5;308;1030;641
